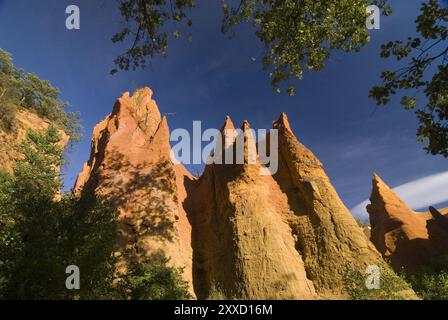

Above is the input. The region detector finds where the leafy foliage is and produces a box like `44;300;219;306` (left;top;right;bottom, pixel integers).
370;0;448;157
0;127;192;300
117;252;192;300
0;102;17;132
408;255;448;300
343;261;415;300
0;127;118;299
221;0;387;95
0;48;80;140
206;283;229;300
112;0;390;95
111;0;195;74
0;49;20;131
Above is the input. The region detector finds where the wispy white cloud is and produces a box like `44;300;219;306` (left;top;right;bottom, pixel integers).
350;171;448;218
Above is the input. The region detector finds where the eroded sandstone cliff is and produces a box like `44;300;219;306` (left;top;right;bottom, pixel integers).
73;88;195;294
0;108;69;172
74;88;416;300
270;113;407;298
185;118;317;299
367;174;448;273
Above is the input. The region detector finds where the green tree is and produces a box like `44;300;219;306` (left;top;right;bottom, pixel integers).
0;48;81;140
0;49;20;131
0;127;118;299
0;101;17;131
0;127;193;300
370;0;448;157
0;171;21;295
111;0;390;95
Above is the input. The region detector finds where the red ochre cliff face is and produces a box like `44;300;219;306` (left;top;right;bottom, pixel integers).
0;108;69;173
73;88;194;294
74;88;416;299
367;174;448;273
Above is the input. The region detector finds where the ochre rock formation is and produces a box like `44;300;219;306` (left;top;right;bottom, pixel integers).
75;88;416;300
0;108;69;172
367;174;448;273
185;117;317;299
271;113;405;298
73;88;195;294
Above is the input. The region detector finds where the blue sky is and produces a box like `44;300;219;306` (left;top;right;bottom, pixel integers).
1;0;447;218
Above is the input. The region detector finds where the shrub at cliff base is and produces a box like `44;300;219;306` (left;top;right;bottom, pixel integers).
116;253;191;300
343;261;415;300
408;256;448;300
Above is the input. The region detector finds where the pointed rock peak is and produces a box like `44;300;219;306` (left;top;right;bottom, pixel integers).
273;112;293;134
240;120;258;165
370;173;410;209
132;87;154;99
221;115;235;131
160;115;169;129
114;87;162;137
220;116;238;150
120;91;130;99
242;120;251;131
118;87;157;109
373;172;383;181
117;87;153;102
372;173;392;193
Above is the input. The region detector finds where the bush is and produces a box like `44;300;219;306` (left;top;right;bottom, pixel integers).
207;284;228;300
0;127;117;299
0;102;17;131
343;261;415;300
118;252;192;300
408;256;448;300
0;127;191;300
